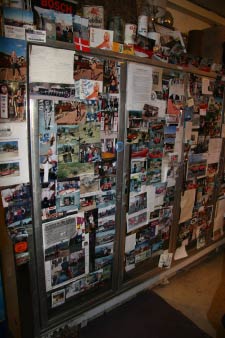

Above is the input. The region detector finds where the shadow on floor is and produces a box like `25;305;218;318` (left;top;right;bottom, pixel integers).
207;249;225;338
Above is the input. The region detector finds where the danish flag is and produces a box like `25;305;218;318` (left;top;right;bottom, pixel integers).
74;37;90;52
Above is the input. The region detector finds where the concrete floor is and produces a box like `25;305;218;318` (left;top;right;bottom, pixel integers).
153;248;225;338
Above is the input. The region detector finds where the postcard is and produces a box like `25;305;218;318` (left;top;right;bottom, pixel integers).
127;211;148;233
52;289;65;308
75;79;103;100
80;195;96;211
65;277;86;299
0;82;26;122
80;175;100;196
0;37;26;82
89;28;113;50
33;6;56;40
97;215;115;232
55;12;73;43
3;7;33;28
74;55;103;81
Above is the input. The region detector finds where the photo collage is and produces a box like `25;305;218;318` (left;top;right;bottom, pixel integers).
36;56;120;308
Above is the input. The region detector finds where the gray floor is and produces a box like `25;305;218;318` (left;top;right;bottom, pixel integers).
153;248;225;338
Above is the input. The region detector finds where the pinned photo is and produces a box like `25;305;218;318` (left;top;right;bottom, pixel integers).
0;37;26;82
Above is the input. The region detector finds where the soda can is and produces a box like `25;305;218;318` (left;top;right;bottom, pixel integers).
83;5;104;29
124;24;137;45
138;15;148;37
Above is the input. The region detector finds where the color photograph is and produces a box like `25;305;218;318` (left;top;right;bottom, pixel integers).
0;37;26;81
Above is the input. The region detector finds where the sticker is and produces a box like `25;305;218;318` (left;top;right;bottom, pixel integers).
14;241;28;253
116;141;124;152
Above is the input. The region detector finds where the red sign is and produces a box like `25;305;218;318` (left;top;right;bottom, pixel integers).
14;241;28;253
32;0;76;14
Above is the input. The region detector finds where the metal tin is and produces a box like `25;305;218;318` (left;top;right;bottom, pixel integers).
108;16;124;43
83;5;104;29
124;23;137;45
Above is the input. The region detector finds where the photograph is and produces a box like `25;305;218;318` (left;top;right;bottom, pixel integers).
0;140;18;160
84;208;98;232
97;215;115;232
95;241;113;258
52;289;65;308
57;178;80;195
95;229;115;246
96;191;116;209
95;254;113;270
0;81;26;122
3;7;33;28
73;14;89;41
104;60;120;94
80;175;100;195
1;183;30;207
58;162;94;179
39;100;56;137
33;6;56;40
98;205;115;219
0;161;20;178
0;37;26;82
129;192;147;215
5;199;31;226
90;28;113;50
100;176;116;192
74;55;103;81
101;138;116;160
79;143;101;163
75;79;102;100
65;277;86;299
30;83;75;100
41;181;56;209
56;191;80;212
127;211;148;233
45;240;70;262
51;249;85;287
55;101;86;125
80;195;96;211
55;12;73;43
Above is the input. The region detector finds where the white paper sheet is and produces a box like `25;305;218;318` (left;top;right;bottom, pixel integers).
125;233;136;253
179;189;196;223
213;198;225;240
126;62;152;110
29;45;75;84
208;138;222;164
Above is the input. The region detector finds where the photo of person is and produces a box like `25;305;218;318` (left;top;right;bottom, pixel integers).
96;31;112;49
55;12;73;43
0;37;26;82
74;56;103;81
86;82;100;100
90;28;113;50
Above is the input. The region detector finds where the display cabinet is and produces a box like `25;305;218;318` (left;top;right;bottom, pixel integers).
1;40;224;338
